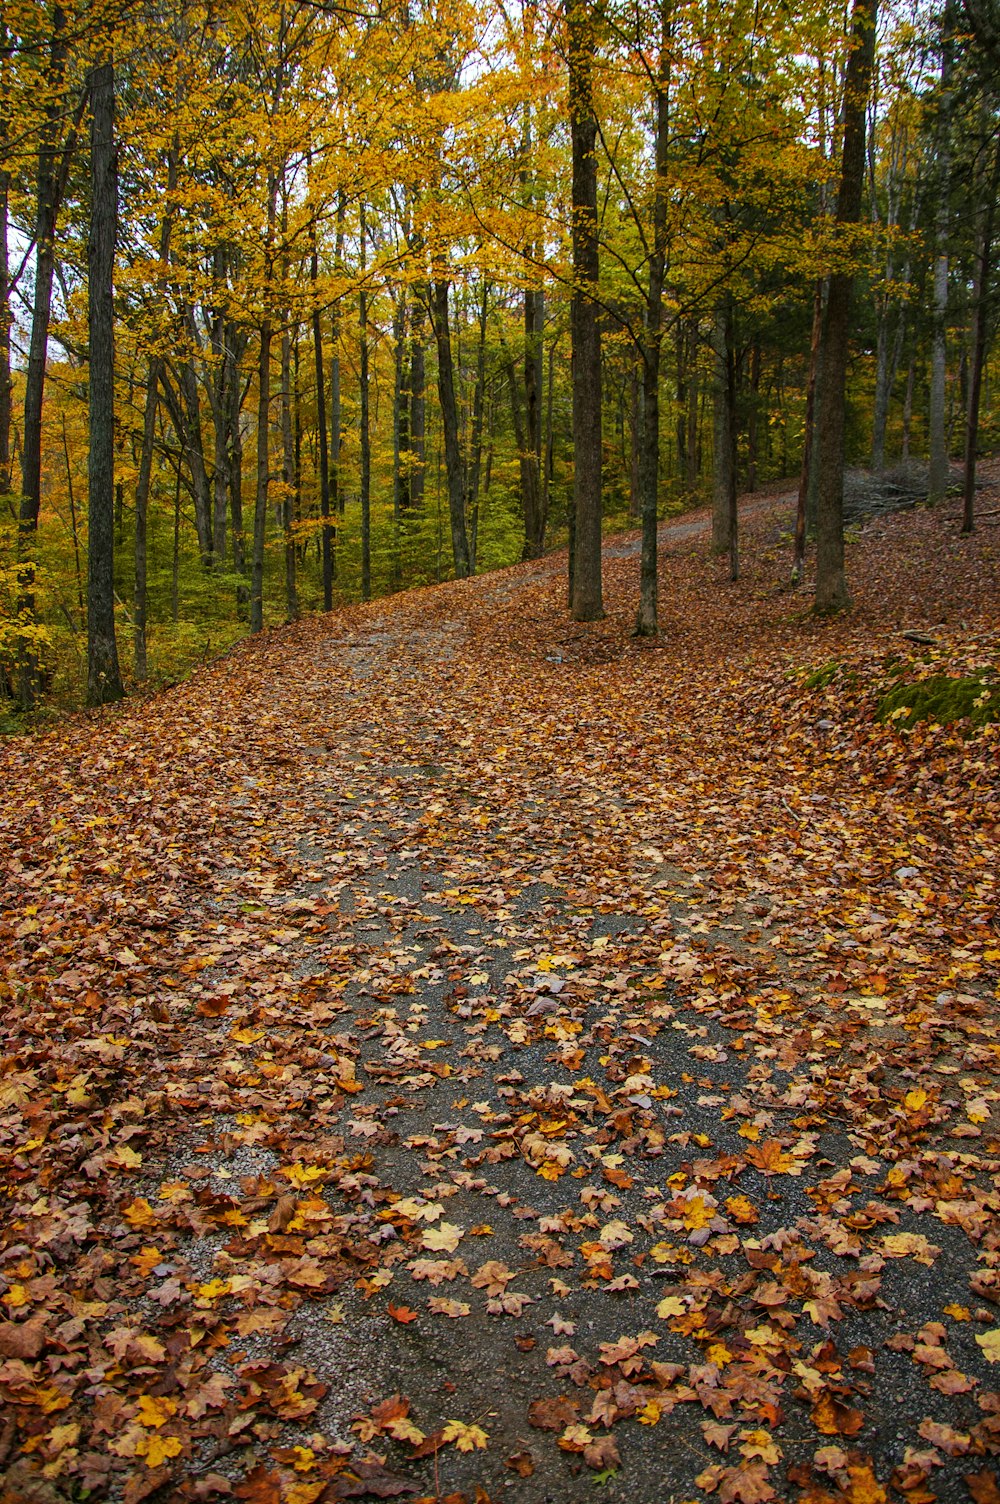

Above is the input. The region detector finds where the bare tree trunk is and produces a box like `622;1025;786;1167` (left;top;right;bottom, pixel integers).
928;8;954;506
86;54;124;705
251;320;271;634
311;244;333;609
0;20;11;498
251;169;278;633
792;279;824;584
636;0;670;636
360;211;372;600
331;193;345;520
409;298;427;509
431;278;472;578
567;0;603;621
281;319;299;618
814;0;877;615
17;4;70;706
467;283;490;572
711;300;737;572
961;127;1000;534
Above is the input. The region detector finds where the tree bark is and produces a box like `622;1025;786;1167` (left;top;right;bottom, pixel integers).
928;6;954;505
409;298;427;508
0;19;11;497
710;299;737;576
961;126;1000;534
17;4;70;706
814;0;877;615
86;55;124;706
281;319;299;618
636;0;670;636
311;245;333;609
567;0;603;620
251;319;271;634
431;278;472;578
792;278;824;584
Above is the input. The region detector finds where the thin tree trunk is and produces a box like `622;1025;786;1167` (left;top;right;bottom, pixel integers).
567;0;603;620
61;412;83;619
636;1;670;636
431;278;472;578
901;356;914;463
360;212;372;600
410;300;427;509
172;460;181;623
928;8;953;505
17;4;69;706
711;299;736;569
133;148;176;680
133;359;158;682
86;54;124;705
814;0;878;615
311;242;333;609
792;278;824;584
0;20;11;497
331;193;345;519
961;128;1000;534
229;345;248;614
281;319;299;618
251;320;271;634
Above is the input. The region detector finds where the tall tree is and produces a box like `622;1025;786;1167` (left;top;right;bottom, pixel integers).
86;49;124;705
813;0;878;615
567;0;603;621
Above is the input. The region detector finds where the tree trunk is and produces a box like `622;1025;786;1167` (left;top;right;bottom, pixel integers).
928;7;954;506
814;0;877;615
251;319;271;634
792;278;824;584
133;358;158;682
636;2;670;636
359;211;372;600
711;299;737;573
281;320;299;618
567;0;603;621
961;127;1000;534
312;247;333;609
409;299;427;509
86;55;124;706
431;278;472;579
0;20;11;497
17;4;69;706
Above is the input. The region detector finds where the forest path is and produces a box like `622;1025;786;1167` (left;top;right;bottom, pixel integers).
0;498;998;1504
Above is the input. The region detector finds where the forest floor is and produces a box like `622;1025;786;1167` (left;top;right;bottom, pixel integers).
1;482;999;1504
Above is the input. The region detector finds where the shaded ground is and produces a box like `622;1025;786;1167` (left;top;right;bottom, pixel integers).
1;490;999;1504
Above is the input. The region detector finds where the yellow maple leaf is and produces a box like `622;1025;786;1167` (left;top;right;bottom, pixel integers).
135;1431;183;1467
442;1420;489;1452
975;1329;1000;1363
136;1394;178;1429
422;1222;463;1253
904;1088;927;1112
656;1295;686;1319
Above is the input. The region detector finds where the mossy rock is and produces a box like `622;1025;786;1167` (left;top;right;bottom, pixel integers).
802;660;858;690
876;673;1000;729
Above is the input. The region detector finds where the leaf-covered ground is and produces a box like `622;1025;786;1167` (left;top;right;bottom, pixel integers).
1;490;999;1504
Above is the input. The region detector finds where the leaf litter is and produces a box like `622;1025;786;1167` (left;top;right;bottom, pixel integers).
0;494;999;1504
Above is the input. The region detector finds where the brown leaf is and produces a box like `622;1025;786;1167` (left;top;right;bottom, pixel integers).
0;1318;47;1359
504;1450;535;1477
810;1393;865;1437
325;1461;421;1498
965;1473;1000;1504
527;1396;579;1431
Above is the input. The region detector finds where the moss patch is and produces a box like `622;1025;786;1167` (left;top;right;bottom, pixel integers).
876;673;1000;729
